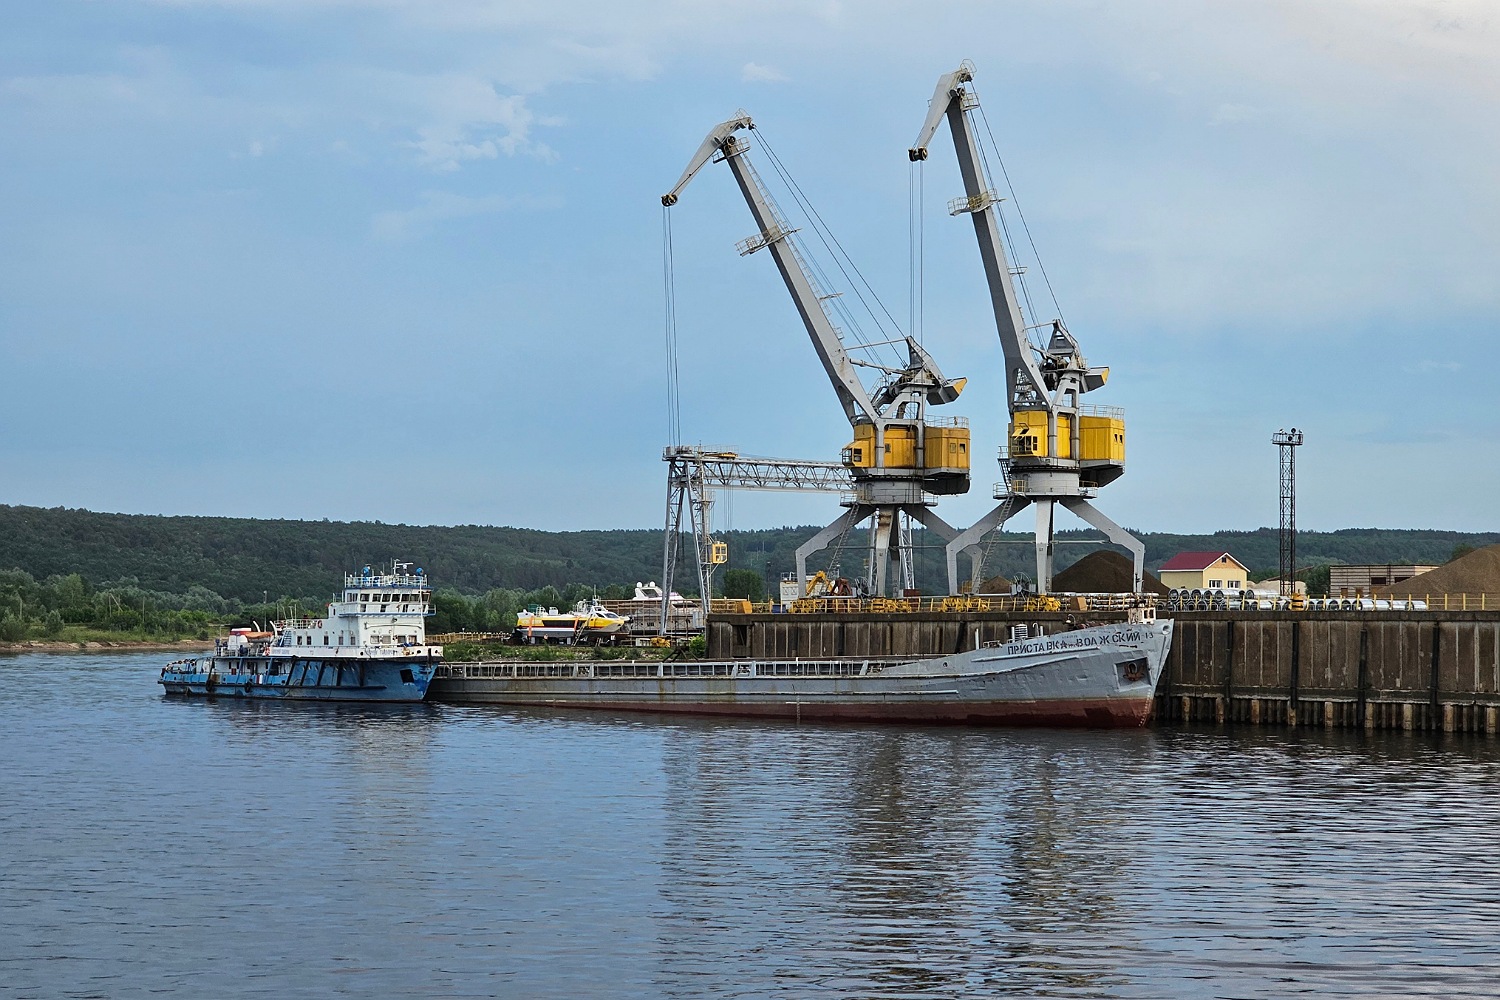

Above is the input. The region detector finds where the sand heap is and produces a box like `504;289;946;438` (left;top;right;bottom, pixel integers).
1374;545;1500;597
1052;550;1169;595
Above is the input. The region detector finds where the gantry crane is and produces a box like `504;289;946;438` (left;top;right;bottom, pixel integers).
659;445;853;630
910;63;1146;593
663;114;977;596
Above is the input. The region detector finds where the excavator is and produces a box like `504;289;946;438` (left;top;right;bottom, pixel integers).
910;62;1146;594
664;114;979;597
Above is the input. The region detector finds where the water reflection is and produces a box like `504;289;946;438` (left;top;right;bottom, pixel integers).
648;725;1156;997
7;654;1500;998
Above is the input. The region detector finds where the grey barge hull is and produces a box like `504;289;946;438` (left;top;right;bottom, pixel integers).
431;619;1173;727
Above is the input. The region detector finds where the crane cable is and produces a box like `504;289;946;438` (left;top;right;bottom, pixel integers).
755;130;907;370
662;206;683;447
909;159;924;346
972;89;1068;333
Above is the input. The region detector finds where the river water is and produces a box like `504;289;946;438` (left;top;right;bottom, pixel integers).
4;650;1500;998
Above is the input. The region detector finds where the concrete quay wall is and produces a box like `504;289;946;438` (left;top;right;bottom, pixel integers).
708;610;1500;733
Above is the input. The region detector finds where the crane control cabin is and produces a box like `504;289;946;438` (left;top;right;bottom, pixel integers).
663;114;978;597
910;62;1146;594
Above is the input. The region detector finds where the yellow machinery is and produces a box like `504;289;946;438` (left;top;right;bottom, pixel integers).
1009;410;1125;464
843;419;971;493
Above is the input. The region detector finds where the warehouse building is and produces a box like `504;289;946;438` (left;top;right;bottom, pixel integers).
1329;564;1437;597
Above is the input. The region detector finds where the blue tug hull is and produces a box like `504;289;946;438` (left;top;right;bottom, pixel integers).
160;655;437;703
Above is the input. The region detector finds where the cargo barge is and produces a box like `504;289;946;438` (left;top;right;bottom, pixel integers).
431;611;1172;727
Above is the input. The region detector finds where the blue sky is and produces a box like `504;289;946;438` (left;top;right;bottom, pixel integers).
3;0;1497;535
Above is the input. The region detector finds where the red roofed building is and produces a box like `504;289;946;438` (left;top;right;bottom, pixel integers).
1157;551;1250;591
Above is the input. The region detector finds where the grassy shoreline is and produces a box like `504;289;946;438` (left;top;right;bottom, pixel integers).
0;626;215;654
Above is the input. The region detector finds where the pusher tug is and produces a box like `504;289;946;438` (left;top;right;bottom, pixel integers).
160;562;441;702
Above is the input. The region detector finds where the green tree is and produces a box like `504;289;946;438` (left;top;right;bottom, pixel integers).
722;568;765;601
1298;564;1332;597
0;614;26;642
1450;544;1477;563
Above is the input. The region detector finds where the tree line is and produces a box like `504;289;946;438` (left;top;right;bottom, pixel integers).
2;503;1496;639
0;567;652;643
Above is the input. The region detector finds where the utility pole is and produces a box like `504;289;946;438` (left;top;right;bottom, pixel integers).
1272;429;1304;597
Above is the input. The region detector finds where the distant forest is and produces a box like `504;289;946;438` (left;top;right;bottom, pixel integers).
0;503;1495;637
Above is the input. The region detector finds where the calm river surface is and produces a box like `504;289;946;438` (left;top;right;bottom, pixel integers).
4;651;1500;998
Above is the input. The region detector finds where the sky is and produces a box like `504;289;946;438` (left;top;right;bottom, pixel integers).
2;0;1497;537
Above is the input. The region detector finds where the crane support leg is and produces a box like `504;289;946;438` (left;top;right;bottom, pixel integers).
1035;501;1056;594
869;508;896;597
796;506;868;596
1058;497;1146;594
944;497;1031;596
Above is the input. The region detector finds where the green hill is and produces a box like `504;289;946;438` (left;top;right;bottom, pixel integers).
1;504;1495;602
0;503;1494;640
0;503;1494;599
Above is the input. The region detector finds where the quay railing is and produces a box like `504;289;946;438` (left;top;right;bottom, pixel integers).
743;593;1157;615
712;591;1500;616
1164;588;1500;613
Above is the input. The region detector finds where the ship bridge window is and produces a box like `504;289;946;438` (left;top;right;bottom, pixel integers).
323;635;329;645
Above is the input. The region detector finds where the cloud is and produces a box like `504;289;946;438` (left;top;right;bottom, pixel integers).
369;190;559;241
741;62;787;83
403;82;550;170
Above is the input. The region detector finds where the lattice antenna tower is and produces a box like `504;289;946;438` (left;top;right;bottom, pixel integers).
1272;428;1304;597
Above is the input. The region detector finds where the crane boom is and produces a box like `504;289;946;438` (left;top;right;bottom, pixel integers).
910;67;1049;412
664;115;874;424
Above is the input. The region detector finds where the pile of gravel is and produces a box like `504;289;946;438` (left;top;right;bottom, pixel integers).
1052;550;1169;595
1374;545;1500;598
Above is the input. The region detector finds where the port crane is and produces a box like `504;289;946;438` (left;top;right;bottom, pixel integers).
663;114;979;596
910;63;1146;593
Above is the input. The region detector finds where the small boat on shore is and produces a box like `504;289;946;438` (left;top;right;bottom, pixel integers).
435;607;1173;727
513;598;631;644
160;562;442;702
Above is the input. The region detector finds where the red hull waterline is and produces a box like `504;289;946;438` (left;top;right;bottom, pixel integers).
445;695;1157;728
